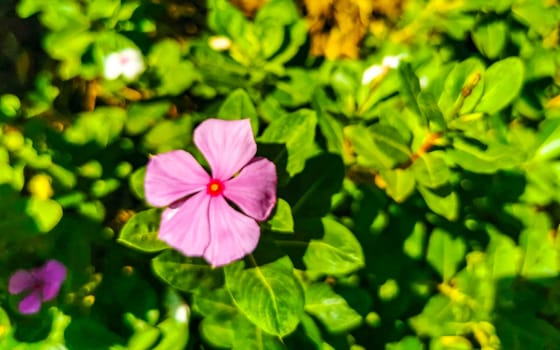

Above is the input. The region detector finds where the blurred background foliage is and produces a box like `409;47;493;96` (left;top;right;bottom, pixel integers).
1;0;560;349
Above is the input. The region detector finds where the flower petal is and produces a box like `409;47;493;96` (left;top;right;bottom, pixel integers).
37;260;67;301
19;291;42;314
204;196;260;267
8;270;34;295
145;150;210;207
159;191;211;257
194;119;256;180
224;157;277;221
103;53;122;80
121;49;145;80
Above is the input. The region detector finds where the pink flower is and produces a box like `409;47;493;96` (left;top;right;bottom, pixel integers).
145;119;277;267
9;260;67;315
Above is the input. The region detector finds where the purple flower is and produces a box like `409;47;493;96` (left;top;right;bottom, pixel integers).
9;260;67;315
145;119;277;267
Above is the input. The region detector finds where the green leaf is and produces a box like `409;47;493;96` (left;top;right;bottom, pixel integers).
533;118;560;161
0;189;63;237
125;102;171;135
225;256;304;336
485;227;522;280
143;117;193;153
417;91;445;131
153;316;190;350
313;91;345;156
207;0;248;39
519;215;558;280
398;62;422;116
475;57;524;114
282;153;344;217
496;312;560;350
403;222;427;260
152;250;224;293
379;168;416;203
438;58;485;116
118;209;168;253
86;0;120;20
64;107;127;146
148;40;198;96
129;166;146;201
232;316;286;350
472;20;507;59
409;295;459;337
270;69;318;108
448;140;521;174
304;283;362;334
302;218;365;276
267;198;294;233
426;229;466;281
65;318;124;350
345;124;411;170
217;88;259;133
410;152;451;189
193;288;237;318
386;336;424;350
0;307;11;333
260;109;318;176
200;315;236;348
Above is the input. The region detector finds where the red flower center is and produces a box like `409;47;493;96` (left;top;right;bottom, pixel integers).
206;179;224;197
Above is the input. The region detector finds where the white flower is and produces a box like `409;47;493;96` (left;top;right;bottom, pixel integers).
381;54;407;69
361;64;385;85
362;54;407;85
103;48;145;81
208;36;232;51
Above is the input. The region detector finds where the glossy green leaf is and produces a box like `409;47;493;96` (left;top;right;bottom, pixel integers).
475;57;524;114
118;209;168;253
345;124;411;170
448;140;521;174
304;283;362;334
417;186;459;221
438;57;485;116
379;168;416;203
217;88;259;132
533;118;560;161
267;198;294;233
410;152;451;189
129;166;146;201
200;315;236;349
232;316;286;350
225;256;304;336
417;91;445;131
409;295;458;337
472;20;507;59
426;229;466;281
260;109;318;176
398;62;422;116
152;250;224;293
302;218;365;276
